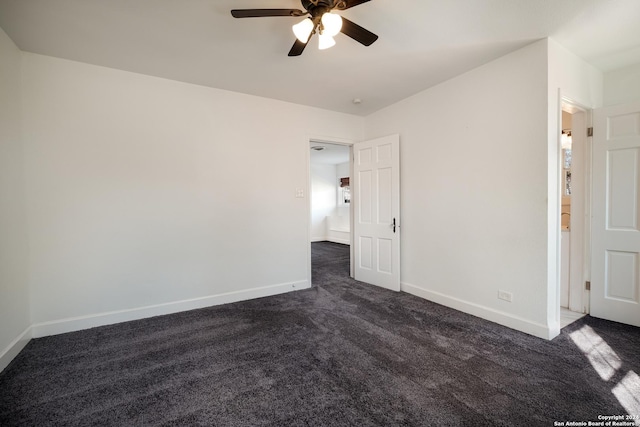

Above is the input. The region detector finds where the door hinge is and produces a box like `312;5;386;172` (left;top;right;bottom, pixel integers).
587;127;593;137
585;281;591;291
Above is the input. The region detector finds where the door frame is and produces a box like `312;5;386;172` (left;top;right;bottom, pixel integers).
558;96;592;318
306;135;355;286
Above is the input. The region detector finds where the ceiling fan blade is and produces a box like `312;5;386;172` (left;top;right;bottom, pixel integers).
288;38;309;57
334;0;372;10
231;9;305;18
340;17;378;46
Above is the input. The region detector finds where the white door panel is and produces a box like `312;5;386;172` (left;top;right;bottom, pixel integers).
353;134;400;291
592;102;640;326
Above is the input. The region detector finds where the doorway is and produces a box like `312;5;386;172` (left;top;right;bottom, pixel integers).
306;134;401;290
308;140;353;285
559;100;591;328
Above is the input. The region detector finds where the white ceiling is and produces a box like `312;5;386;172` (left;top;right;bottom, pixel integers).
310;142;350;165
0;0;638;116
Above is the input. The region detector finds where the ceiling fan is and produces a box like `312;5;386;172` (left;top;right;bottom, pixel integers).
231;0;378;56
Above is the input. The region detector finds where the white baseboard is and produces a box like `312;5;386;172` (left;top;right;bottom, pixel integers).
0;326;32;374
311;237;350;245
31;280;309;338
401;282;553;340
326;237;350;245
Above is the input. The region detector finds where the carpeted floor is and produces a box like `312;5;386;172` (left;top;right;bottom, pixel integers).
1;241;639;426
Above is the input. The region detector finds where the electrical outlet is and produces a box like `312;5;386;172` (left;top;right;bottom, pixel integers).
295;188;304;198
498;290;513;302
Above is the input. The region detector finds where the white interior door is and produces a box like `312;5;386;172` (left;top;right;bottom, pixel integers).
353;134;400;291
591;101;640;327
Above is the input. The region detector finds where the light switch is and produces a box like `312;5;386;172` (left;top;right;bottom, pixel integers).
295;188;304;198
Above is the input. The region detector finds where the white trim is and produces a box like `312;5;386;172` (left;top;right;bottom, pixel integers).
31;280;309;338
401;282;556;340
311;237;351;245
561;98;593;316
329;227;350;233
0;326;32;374
326;237;350;245
349;145;354;278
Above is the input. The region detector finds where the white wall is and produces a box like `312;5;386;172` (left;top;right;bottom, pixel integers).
325;161;351;245
0;27;30;371
1;32;609;362
310;163;337;241
21;53;364;335
364;40;552;338
603;62;640;106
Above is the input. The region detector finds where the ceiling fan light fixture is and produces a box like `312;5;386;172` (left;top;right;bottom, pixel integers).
318;33;336;50
231;1;378;57
292;18;314;43
321;12;342;37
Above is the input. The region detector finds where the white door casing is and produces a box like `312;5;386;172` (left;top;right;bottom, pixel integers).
353;134;400;291
591;102;640;327
566;106;589;314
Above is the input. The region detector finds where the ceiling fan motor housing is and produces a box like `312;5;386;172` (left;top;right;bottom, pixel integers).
302;0;333;19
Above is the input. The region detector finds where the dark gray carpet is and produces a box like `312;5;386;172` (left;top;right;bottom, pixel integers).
1;241;639;426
